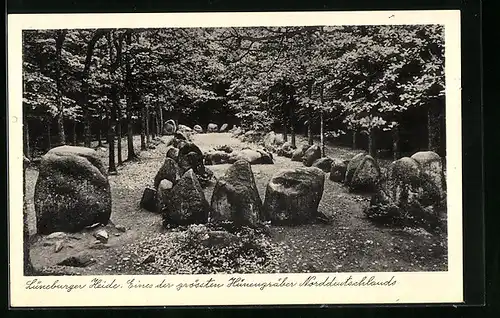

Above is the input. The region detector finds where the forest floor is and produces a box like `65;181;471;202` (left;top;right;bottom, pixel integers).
25;132;448;275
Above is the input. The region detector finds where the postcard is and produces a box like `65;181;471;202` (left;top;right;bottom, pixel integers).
8;10;462;307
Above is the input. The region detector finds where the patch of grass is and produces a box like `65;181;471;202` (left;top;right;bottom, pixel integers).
110;224;284;275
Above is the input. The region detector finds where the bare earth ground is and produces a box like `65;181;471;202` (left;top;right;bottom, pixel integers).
25;133;447;275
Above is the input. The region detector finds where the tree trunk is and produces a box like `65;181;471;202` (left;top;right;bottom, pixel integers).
290;99;296;148
155;109;159;138
307;81;314;146
155;107;160;137
157;103;163;136
283;110;288;142
151;109;157;139
72;120;77;145
54;30;67;146
140;106;147;151
320;110;325;157
307;112;313;146
427;106;441;153
107;107;117;175
23;120;30;159
23;156;34;275
46;119;52;150
97;113;103;147
126;109;135;160
56;113;65;146
145;104;151;145
392;125;400;160
126;106;136;160
84;108;91;147
319;83;325;157
81;30;108;148
368;127;377;158
117;107;123;166
106;30;121;173
125;29;137;160
352;130;357;149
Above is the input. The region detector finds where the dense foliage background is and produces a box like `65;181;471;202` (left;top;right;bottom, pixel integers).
23;25;445;169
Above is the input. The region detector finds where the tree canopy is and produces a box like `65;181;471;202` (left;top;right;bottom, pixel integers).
23;24;445;159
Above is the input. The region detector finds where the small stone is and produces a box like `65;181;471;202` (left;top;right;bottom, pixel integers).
89;243;110;250
123;257;130;261
86;223;101;229
141;254;155;264
46;232;67;240
94;229;109;243
54;241;64;253
114;233;121;237
115;225;127;232
57;253;96;267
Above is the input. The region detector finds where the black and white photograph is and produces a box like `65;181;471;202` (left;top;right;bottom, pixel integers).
9;11;463;307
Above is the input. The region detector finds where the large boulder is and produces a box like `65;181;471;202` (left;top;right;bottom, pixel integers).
176;140;188;150
178;142;213;187
277;141;295;158
329;158;348;182
213;145;233;153
198;166;215;188
204;150;231;165
179;152;205;176
210;160;264;226
177;124;193;133
263;167;325;225
161;169;210;226
348;155;381;192
178;142;205;174
411;151;446;199
47;146;107;174
229;149;273;165
256;149;273;163
344;152;367;184
156;179;174;213
302;145;322;167
387;157;421;187
173;132;190;142
231;127;244;137
163;119;176;135
365;156;444;232
312;157;333;173
140;187;158;212
263;131;285;153
291;144;312;162
207;123;218;133
154;157;182;188
166;136;188;149
166;146;179;162
219;123;229;132
34;146;112;234
240;130;263;143
193;125;203;133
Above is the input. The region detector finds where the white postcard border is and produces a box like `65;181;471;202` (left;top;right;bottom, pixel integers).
8;10;463;307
